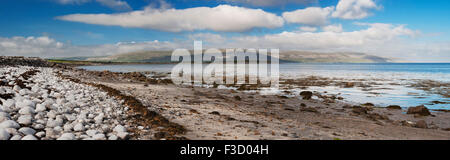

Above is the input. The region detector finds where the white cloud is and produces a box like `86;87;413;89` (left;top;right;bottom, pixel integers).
96;0;131;11
55;0;131;11
222;0;317;7
56;0;90;5
231;23;416;50
299;26;318;32
322;24;343;32
282;7;334;26
57;5;284;32
0;36;180;58
332;0;380;19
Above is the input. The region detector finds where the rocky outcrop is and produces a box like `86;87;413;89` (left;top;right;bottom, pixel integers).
0;56;50;67
407;105;431;116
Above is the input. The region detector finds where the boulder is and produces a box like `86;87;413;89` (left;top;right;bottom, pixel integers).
300;91;313;100
407;105;431;116
387;105;402;110
352;106;368;115
415;120;428;129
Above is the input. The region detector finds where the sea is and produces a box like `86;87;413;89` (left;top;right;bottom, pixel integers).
79;63;450;109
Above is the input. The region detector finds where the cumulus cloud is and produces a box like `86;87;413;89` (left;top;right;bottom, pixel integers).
2;24;448;62
0;36;180;58
299;26;318;32
221;0;317;7
57;5;284;32
55;0;131;11
322;24;343;32
332;0;380;19
231;23;417;50
282;7;334;26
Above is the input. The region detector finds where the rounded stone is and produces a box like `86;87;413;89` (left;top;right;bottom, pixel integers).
19;127;37;135
0;128;11;140
0;120;20;129
21;135;38;140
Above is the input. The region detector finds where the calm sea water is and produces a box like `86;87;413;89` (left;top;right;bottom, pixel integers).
79;63;450;109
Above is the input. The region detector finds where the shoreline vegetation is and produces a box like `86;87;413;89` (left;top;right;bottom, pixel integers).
1;56;450;140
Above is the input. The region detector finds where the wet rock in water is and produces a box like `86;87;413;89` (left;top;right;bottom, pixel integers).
362;103;375;107
387;105;402;110
344;82;355;88
415;120;428;129
352;106;368;115
407;105;431;116
300;91;313;100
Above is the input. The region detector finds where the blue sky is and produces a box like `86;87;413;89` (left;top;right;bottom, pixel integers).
0;0;449;62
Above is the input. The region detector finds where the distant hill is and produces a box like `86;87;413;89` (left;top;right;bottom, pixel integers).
278;51;392;63
63;50;393;63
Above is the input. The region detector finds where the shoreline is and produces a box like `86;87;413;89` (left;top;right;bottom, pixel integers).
1;58;450;140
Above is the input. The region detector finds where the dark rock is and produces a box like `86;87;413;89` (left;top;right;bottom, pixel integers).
387;105;402;110
407;105;431;116
414;120;428;129
234;96;241;101
300;91;313;100
300;107;318;113
352;106;368;115
209;111;221;116
367;113;389;121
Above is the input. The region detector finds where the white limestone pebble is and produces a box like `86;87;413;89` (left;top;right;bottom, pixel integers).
1;99;15;112
19;127;36;135
57;133;75;140
35;131;45;138
113;125;126;133
18;115;33;125
117;132;129;140
0;112;10;123
0;128;11;140
108;135;118;140
35;104;46;112
21;135;38;140
73;123;85;132
10;135;22;140
86;130;98;137
0;120;20;129
16;99;35;108
92;134;106;140
19;107;35;115
46;118;63;128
